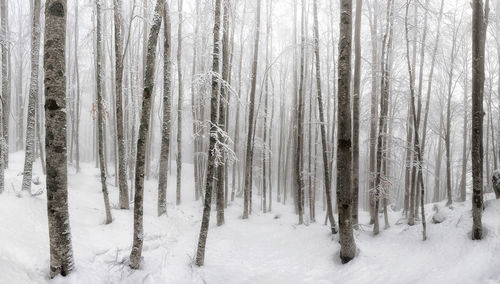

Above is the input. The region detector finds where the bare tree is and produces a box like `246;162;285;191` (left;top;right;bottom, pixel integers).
337;0;356;263
313;0;337;234
195;0;222;266
96;0;112;225
471;0;489;240
22;0;41;193
243;0;262;219
176;0;183;205
129;0;164;269
44;0;74;277
351;0;362;225
113;0;130;209
216;0;231;225
1;0;8;167
158;1;172;217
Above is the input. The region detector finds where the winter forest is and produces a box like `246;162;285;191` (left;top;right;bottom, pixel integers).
1;0;500;282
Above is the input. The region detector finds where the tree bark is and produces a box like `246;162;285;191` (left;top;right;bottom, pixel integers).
22;0;42;194
113;0;130;209
367;0;378;224
129;0;164;269
195;0;222;266
1;0;9;167
471;0;488;240
337;0;356;263
374;0;393;234
44;0;74;277
158;2;172;217
351;0;362;225
176;0;183;206
96;0;113;225
243;0;261;219
216;0;230;225
313;0;337;234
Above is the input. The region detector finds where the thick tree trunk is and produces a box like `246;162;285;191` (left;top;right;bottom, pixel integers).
129;0;164;269
471;0;488;240
195;0;222;266
44;0;74;277
158;2;172;217
113;0;130;209
337;0;356;263
243;0;261;219
22;0;41;193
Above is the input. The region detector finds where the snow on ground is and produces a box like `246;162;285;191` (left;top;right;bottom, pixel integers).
1;151;500;284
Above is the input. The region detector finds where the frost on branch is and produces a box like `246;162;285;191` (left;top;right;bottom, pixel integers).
207;121;237;167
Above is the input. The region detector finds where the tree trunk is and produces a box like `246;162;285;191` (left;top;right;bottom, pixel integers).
216;0;230;225
113;0;130;209
22;0;41;194
1;0;9;167
176;0;183;206
312;0;337;234
434;114;444;202
243;0;261;219
157;2;172;217
44;0;74;277
445;15;459;206
367;0;378;224
374;0;393;234
129;0;164;269
195;0;222;266
96;0;113;225
471;0;488;240
337;0;356;263
405;0;427;241
351;0;362;225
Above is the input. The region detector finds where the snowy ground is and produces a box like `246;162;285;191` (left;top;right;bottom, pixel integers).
1;151;500;284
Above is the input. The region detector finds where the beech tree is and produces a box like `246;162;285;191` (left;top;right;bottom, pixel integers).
471;0;489;240
44;0;74;277
95;0;112;225
21;0;41;194
337;0;356;263
129;0;164;269
113;0;129;210
243;0;261;219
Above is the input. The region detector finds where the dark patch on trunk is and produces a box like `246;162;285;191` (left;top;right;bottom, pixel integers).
49;2;64;17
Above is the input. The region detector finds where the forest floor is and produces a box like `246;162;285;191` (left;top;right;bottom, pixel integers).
1;152;500;284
